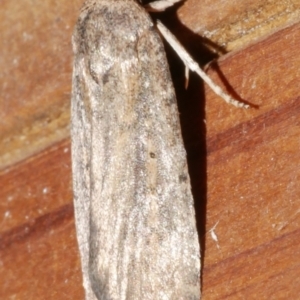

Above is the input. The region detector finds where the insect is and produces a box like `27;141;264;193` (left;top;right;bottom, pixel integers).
71;0;247;299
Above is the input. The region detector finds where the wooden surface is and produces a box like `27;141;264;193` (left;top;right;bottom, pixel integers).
1;0;300;299
202;21;300;299
179;0;300;50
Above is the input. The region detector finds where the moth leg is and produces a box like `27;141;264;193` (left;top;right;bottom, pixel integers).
184;64;189;89
145;0;183;12
156;20;250;108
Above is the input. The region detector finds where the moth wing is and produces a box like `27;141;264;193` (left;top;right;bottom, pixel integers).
71;1;200;299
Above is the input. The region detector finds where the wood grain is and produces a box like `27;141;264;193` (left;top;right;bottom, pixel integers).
201;21;300;299
1;0;300;299
0;140;84;299
179;0;300;51
0;0;82;169
1;0;297;169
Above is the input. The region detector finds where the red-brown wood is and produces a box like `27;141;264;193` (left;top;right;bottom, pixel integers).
201;21;300;299
1;0;300;299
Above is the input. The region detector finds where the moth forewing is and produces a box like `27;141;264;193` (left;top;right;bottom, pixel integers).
71;0;200;299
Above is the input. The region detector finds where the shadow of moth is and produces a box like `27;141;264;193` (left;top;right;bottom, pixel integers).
72;0;245;299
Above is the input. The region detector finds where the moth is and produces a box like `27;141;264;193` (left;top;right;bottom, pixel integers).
71;0;246;299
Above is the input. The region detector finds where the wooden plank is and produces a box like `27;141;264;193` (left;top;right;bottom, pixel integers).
0;140;83;299
0;203;84;299
1;0;300;299
178;0;300;50
1;0;298;169
200;21;300;299
0;140;72;232
0;0;82;169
